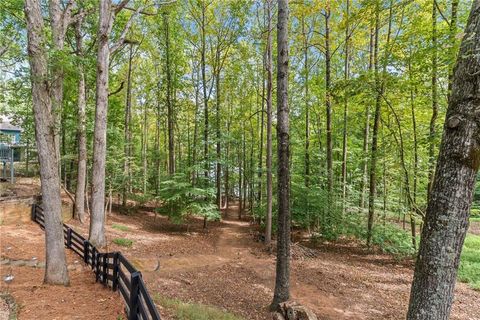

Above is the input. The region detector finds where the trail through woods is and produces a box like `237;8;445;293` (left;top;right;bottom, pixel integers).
65;203;480;320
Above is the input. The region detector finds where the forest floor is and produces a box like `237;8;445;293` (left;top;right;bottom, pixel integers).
1;178;480;319
0;222;124;319
66;203;480;320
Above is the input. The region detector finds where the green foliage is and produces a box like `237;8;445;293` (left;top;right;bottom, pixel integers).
291;180;342;240
112;224;130;232
344;212;417;257
157;173;220;224
155;295;243;320
112;238;134;247
459;235;480;290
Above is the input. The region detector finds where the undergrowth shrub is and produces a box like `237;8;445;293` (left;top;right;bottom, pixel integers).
157;173;220;224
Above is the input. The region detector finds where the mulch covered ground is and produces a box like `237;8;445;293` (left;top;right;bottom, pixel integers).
0;222;124;320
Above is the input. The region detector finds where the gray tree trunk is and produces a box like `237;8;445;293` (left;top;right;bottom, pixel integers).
428;0;439;195
74;18;87;223
264;0;273;246
24;0;69;285
90;0;113;248
407;1;480;318
271;0;290;309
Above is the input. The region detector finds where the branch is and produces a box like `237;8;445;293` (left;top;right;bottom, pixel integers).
434;0;451;26
109;5;145;54
109;81;125;96
114;0;131;15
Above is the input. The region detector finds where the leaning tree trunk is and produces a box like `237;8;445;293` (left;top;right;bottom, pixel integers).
271;0;290;309
90;0;113;248
407;2;480;318
25;0;69;285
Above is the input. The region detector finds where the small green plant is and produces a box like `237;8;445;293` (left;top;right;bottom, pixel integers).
154;295;243;320
113;238;134;247
112;224;130;231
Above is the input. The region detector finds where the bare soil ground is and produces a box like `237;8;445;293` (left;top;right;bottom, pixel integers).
469;221;480;235
66;204;480;320
0;222;124;320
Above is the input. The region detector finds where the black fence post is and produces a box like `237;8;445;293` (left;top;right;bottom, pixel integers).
129;272;141;320
95;251;100;282
31;204;36;221
112;252;119;292
66;228;72;248
102;254;108;285
83;240;89;265
92;247;97;271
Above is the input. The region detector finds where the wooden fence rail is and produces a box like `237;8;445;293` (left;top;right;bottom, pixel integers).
31;204;161;320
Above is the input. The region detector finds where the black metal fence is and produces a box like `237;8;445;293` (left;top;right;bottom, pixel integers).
31;204;161;320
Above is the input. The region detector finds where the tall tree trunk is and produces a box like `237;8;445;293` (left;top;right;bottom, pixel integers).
201;2;209;181
215;71;222;208
192;61;200;185
142;102;148;195
341;0;350;214
49;0;66;177
164;13;175;176
302;13;310;188
447;0;459;99
407;2;480;317
360;21;375;209
123;45;134;207
90;0;113;248
257;54;265;210
24;0;69;285
264;0;273;246
428;0;439;195
325;2;333;194
367;0;393;248
271;0;290;308
74;18;87;223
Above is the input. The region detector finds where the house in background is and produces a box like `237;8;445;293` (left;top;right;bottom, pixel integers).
0;118;23;183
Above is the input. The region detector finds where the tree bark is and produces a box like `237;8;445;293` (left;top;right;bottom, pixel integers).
123;44;134;207
341;0;350;214
90;0;113;248
428;0;439;196
324;2;333;194
360;21;374;209
271;0;290;309
24;0;69;285
74;18;87;223
201;2;209;181
264;0;273;246
367;0;392;248
164;12;175;176
407;2;480;318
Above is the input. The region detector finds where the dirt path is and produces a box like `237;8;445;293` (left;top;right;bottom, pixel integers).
66;203;480;320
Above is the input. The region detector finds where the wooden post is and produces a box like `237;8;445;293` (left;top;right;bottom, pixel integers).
92;247;97;271
31;204;36;221
112;252;119;291
102;254;108;285
66;228;72;248
129;272;141;320
83;240;89;264
95;251;100;282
